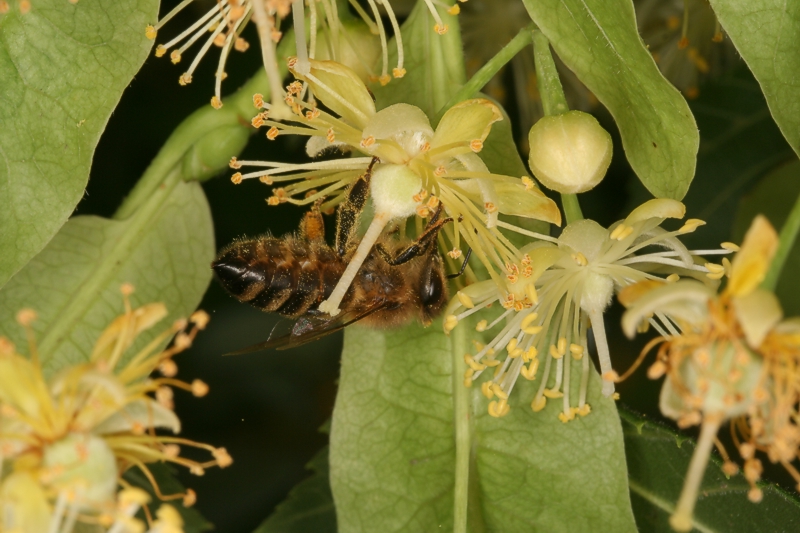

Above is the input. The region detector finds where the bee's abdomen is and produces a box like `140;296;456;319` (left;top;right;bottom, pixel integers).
212;237;343;318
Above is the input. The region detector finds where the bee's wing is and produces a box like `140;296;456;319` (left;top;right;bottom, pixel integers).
223;301;391;355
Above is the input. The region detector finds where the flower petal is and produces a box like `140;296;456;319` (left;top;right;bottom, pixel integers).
432;99;502;149
733;289;783;348
292;59;376;129
362;103;433;144
90;303;167;363
492;181;562;226
0;471;51;533
625;198;686;224
93;398;181;435
727;215;778;297
621;280;714;338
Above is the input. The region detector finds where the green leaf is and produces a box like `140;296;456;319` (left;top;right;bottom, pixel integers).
255;447;337;533
0;0;158;287
521;0;699;200
625;66;794;250
371;0;466;118
733;159;800;315
0;177;214;376
621;407;800;532
123;463;213;533
330;323;637;533
707;0;800;157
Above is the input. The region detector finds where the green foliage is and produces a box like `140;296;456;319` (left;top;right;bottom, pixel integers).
329;324;637;533
0;178;214;376
0;0;158;287
626;66;794;250
521;0;699;200
734;160;800;314
708;0;800;157
255;447;336;533
621;408;800;532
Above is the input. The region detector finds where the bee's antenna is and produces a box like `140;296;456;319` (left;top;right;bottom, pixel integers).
447;248;472;279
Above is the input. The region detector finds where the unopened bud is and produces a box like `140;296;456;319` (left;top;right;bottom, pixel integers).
527;111;612;194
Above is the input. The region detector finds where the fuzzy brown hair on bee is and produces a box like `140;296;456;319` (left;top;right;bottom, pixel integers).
212;159;457;352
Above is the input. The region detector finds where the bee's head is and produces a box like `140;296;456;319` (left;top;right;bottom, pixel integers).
419;258;448;326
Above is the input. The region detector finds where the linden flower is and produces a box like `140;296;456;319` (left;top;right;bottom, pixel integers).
144;0;459;110
0;285;231;533
635;0;737;99
621;215;800;531
444;199;731;421
231;58;560;315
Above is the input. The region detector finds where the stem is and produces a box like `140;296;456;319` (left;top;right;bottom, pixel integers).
762;189;800;291
587;307;614;397
531;30;568;117
531;29;583;224
670;415;722;532
452;320;470;533
435;25;534;122
561;193;584;223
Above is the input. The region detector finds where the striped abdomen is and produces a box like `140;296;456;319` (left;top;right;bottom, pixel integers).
212;236;346;318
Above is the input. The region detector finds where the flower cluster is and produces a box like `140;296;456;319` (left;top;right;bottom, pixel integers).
0;285;231;533
621;215;800;530
231;58;561;314
145;0;465;110
445;199;732;421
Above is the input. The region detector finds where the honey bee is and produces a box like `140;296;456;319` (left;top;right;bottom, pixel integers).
212;159;465;352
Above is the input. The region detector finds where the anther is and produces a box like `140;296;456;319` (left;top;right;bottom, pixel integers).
678;218;706;234
267;127;279;140
475;320;488;332
444;315;458;333
531;396;547;412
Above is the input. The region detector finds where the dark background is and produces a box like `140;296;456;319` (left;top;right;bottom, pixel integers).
79;1;798;530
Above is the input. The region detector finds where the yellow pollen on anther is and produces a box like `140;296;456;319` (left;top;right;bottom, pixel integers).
456;291;475;309
678;218;706;234
721;242;740;252
666;273;680;283
360;136;376;148
434;165;447;177
448;248;462;259
179;73;192;85
544;388;563;398
464;354;485;372
211;96;223;109
491;383;509;400
444;315;458;332
392;68;407;78
577;404;591;416
484;359;501;367
570;344;584;359
475;319;488;332
464;368;475;379
447;4;460;14
267;127;279;140
378;74;392;86
531;396;547;412
488;399;510;417
326;128;336;143
521;176;534;190
523;346;538;362
521;359;539;380
170;50;182;64
481;381;494;399
253;93;264;108
230;173;243;185
434;23;449;35
154;45;167;58
557;338;567;355
470;139;483;152
549;344;563;359
521;312;539;330
145;25;157;39
558;410;575;423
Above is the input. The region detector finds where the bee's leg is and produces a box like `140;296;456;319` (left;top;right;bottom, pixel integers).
446;248;472;279
376;211;453;266
299;199;326;242
334;157;379;256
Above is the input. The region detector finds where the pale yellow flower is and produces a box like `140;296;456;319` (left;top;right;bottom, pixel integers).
232;58;560;315
445;199;728;421
0;286;230;533
621;216;800;531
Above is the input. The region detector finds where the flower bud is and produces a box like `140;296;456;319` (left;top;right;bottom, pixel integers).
370;164;423;219
43;433;117;504
527;111;612;194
